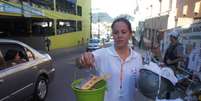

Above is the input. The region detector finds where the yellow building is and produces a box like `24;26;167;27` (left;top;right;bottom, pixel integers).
0;0;91;50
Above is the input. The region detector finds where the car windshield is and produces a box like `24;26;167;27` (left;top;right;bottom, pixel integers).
89;39;100;43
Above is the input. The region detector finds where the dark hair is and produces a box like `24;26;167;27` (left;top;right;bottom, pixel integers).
111;17;132;33
4;49;18;61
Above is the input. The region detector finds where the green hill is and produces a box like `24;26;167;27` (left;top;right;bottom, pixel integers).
92;12;113;23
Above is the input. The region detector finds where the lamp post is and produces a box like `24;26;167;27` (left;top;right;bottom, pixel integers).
150;4;154;48
53;0;56;12
90;11;92;38
98;16;100;39
53;0;57;35
158;0;162;42
159;0;162;16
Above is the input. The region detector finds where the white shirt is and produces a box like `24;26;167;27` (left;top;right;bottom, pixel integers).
92;45;143;101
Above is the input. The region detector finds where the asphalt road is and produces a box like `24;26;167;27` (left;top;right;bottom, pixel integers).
45;45;150;101
45;46;88;101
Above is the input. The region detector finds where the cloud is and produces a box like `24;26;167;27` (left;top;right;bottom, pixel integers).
92;0;136;17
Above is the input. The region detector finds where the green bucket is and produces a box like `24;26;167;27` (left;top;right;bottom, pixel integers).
71;79;106;101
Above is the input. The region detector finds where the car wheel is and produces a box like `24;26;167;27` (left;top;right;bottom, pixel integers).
34;76;48;101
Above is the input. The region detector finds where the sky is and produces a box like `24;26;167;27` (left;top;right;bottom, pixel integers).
92;0;137;18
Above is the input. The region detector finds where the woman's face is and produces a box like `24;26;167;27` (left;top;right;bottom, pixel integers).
112;21;132;48
15;52;20;60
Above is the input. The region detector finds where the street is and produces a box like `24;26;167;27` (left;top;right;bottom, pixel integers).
44;45;150;101
45;46;87;101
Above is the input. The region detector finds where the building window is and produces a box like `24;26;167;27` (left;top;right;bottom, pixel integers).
194;1;201;15
32;20;54;36
56;0;67;12
77;21;82;31
176;8;178;16
66;1;76;14
77;5;82;16
57;20;76;34
183;5;188;16
0;18;54;37
56;0;76;14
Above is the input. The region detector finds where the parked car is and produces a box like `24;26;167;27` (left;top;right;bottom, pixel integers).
0;39;55;101
86;38;102;51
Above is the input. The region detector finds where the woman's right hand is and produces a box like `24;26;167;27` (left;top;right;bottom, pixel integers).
79;52;95;68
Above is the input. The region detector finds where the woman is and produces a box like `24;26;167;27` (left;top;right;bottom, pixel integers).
79;17;143;101
5;49;26;66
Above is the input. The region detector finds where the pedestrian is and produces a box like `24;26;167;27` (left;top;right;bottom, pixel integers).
78;17;143;101
163;31;184;72
45;37;51;51
138;35;143;48
81;37;84;45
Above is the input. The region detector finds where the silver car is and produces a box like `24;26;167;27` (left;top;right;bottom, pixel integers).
0;39;55;101
86;38;102;51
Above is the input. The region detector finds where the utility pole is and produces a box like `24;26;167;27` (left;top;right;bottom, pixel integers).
150;4;154;48
53;0;57;35
53;0;56;11
90;11;92;38
159;0;162;16
159;0;162;41
159;0;162;30
150;4;153;17
98;16;100;39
